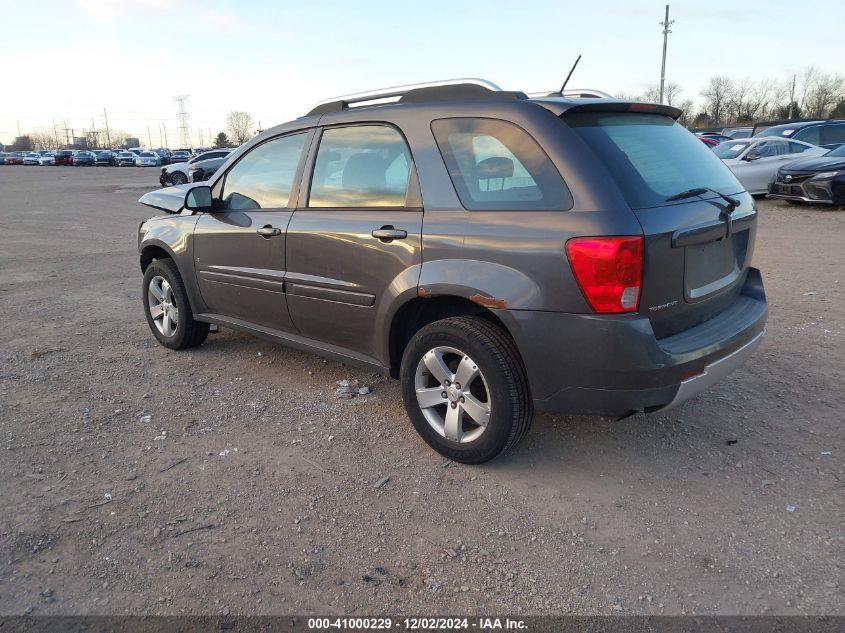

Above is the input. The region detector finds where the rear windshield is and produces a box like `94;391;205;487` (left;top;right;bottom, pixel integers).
567;113;743;209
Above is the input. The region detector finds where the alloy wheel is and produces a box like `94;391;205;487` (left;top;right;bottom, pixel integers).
414;346;491;443
147;275;179;337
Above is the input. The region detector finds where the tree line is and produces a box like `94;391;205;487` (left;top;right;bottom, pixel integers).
620;66;845;128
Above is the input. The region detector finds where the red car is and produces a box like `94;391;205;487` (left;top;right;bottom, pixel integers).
698;136;720;148
3;152;25;165
54;150;78;166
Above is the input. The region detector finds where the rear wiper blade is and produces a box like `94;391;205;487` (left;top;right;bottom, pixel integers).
666;187;739;212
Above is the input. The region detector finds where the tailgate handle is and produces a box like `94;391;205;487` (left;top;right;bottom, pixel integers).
672;211;756;248
672;220;727;247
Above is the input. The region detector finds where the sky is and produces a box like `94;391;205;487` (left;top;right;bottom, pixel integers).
1;0;843;146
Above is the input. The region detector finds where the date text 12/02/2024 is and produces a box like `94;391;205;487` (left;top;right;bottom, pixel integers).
307;617;527;630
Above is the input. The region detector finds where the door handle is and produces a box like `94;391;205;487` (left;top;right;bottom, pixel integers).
256;225;282;238
371;225;407;242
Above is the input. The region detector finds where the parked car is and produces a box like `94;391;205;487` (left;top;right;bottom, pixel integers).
713;137;827;195
4;152;25;165
73;151;96;166
696;132;734;143
188;154;231;182
154;148;172;165
38;152;56;166
93;150;116;166
136;79;767;464
127;148;143;156
722;127;753;139
0;152;9;165
159;149;232;185
113;151;136;166
135;152;162;167
698;136;721;148
54;150;78;166
22;152;41;165
169;150;193;163
768;143;845;205
752;119;845;150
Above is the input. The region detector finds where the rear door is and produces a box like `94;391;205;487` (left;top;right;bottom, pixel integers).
567;112;757;337
192;131;312;331
284;123;422;357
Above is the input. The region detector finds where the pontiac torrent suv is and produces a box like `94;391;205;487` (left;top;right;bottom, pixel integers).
137;79;767;463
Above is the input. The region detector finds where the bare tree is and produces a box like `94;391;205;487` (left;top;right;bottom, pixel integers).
701;76;735;126
664;82;683;106
675;98;697;128
28;130;58;150
804;72;845;118
226;111;254;145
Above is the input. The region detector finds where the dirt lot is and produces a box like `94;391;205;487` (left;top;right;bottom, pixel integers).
0;167;843;617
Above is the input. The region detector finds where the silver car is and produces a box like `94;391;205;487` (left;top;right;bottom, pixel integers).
714;137;827;195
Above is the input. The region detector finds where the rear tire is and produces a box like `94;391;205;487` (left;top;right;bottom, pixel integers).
400;316;532;464
142;259;209;350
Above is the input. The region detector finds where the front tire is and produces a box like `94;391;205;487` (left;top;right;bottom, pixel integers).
169;171;188;185
400;316;532;464
142;259;209;350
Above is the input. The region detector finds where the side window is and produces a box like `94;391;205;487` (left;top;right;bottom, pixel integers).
788;142;812;154
308;125;411;207
821;124;845;145
220;133;308;210
792;126;821;146
431;118;571;210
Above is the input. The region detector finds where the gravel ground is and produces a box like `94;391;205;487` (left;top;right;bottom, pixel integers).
1;167;843;617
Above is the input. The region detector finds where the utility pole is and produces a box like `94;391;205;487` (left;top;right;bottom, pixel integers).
147;125;153;149
103;108;112;148
658;4;674;104
198;128;204;147
788;74;796;119
52;119;61;149
162;122;168;146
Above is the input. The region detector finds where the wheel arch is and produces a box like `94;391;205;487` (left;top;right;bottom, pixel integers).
387;295;515;378
140;241;176;272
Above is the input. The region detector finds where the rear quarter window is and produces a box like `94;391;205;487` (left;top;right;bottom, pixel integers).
431;118;572;210
566;113;743;209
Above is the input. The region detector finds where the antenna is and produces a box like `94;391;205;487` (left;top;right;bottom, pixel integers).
558;54;582;95
173;95;191;148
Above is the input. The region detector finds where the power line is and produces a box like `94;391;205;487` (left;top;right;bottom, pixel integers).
658;4;674;104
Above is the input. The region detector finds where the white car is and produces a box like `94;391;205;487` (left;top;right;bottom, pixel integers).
22;152;42;165
714;137;827;195
160;149;232;185
38;152;56;166
135;152;161;167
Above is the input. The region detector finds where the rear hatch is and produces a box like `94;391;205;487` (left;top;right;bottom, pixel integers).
565;109;757;338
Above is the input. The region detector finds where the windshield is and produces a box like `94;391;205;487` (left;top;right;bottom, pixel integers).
824;144;845;157
567;113;744;209
140;153;154;157
713;141;751;159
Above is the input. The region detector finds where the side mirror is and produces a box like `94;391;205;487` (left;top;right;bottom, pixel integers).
745;152;759;161
184;186;213;212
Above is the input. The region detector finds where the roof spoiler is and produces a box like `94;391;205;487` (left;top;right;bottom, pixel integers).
534;98;682;120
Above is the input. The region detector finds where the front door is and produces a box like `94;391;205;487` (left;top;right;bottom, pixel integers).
285;124;423;357
193;131;311;331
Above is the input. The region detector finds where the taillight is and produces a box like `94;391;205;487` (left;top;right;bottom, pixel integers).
566;236;644;313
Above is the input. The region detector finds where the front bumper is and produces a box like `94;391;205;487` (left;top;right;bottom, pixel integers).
768;175;845;205
501;268;768;417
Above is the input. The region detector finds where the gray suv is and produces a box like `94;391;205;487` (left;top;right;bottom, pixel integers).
137;79;767;464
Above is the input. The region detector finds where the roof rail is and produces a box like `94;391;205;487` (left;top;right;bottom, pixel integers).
307;78;507;116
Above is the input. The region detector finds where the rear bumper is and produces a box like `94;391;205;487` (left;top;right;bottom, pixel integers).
501;268;768;417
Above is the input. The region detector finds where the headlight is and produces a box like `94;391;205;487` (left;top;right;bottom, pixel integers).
814;170;845;179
